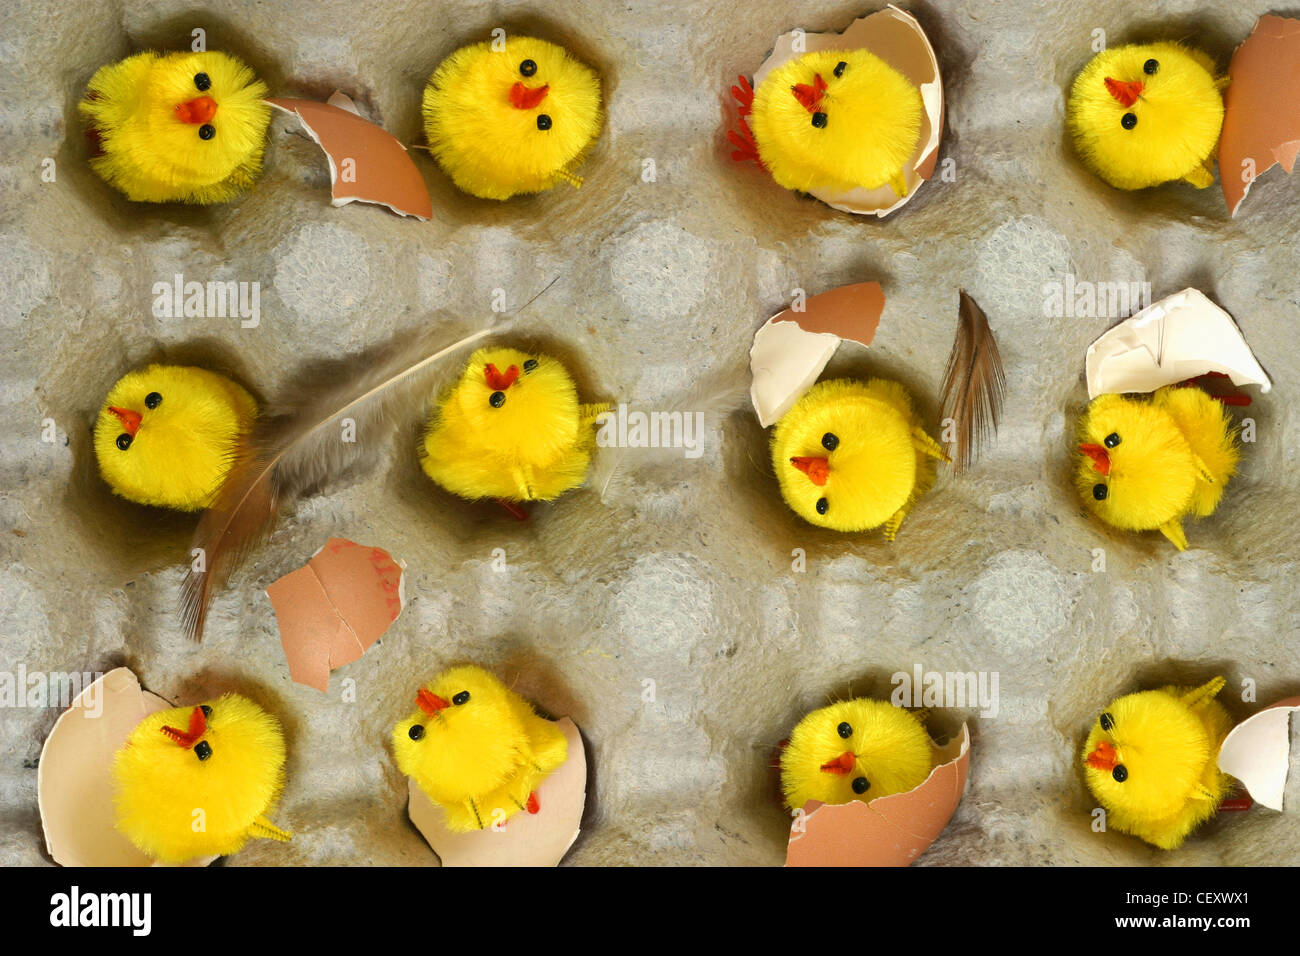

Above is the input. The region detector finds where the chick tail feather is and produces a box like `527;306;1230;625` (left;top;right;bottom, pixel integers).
180;324;496;640
939;290;1006;474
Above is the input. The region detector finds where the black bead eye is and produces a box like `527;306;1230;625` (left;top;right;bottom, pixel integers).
821;432;839;451
1143;58;1159;75
452;691;470;705
1092;483;1108;501
1112;764;1128;783
200;704;213;719
1103;432;1120;448
199;123;216;140
116;433;132;451
815;497;829;515
851;776;870;794
489;391;506;408
194;740;212;761
811;111;828;128
1120;112;1137;130
833;60;847;78
194;72;211;91
144;392;162;410
519;59;537;77
408;724;425;741
523;359;538;373
837;721;852;739
536;114;552;131
1099;712;1114;731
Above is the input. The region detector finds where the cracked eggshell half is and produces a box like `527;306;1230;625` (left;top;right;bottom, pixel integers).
786;723;969;866
1218;696;1300;812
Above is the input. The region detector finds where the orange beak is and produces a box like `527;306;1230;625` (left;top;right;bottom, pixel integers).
106;406;141;436
484;363;520;391
1077;443;1111;476
819;751;855;775
1104;78;1143;108
509;82;549;110
1086;740;1119;772
174;95;218;124
416;689;450;715
790;456;830;486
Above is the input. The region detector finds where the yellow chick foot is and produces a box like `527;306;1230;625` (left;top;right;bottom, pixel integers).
771;378;943;535
422;36;602;200
112;694;290;863
743;49;923;195
80;51;271;204
1067;42;1225;190
1076;384;1239;550
419;346;609;507
94;364;257;511
392;666;568;832
781;698;933;812
1082;677;1233;850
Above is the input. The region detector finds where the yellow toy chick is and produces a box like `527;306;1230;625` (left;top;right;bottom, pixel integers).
419;346;608;515
781;698;933;812
94;364;257;511
80;50;272;204
771;378;948;536
1076;385;1239;550
392;666;569;832
1067;42;1227;190
1082;677;1234;850
738;49;922;197
422;36;602;200
113;694;291;863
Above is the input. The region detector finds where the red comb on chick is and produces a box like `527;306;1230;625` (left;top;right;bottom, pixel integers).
484;363;520;390
416;689;450;715
509;82;550;110
791;74;828;113
160;706;208;749
1104;77;1143;108
819;751;856;775
1086;740;1119;772
1078;443;1111;476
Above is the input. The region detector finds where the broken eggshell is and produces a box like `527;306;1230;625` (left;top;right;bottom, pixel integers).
751;5;944;216
1219;15;1300;216
1217;696;1300;812
268;93;433;220
786;723;969;866
750;281;884;427
406;717;586;867
37;667;216;867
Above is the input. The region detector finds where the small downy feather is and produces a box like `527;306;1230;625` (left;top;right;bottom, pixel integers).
180;324;495;640
939;291;1005;474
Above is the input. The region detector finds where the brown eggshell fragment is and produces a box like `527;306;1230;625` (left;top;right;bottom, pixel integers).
750;281;884;427
407;717;586;867
1219;15;1300;216
268;95;433;220
786;723;969;866
752;5;944;216
37;668;215;867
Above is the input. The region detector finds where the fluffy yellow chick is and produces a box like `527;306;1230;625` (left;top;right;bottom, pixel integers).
419;346;608;511
1082;677;1234;850
781;698;933;812
1076;385;1239;550
80;50;272;204
422;36;602;200
392;666;569;832
771;378;948;537
113;694;291;863
747;49;923;197
93;364;257;511
1067;42;1227;190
